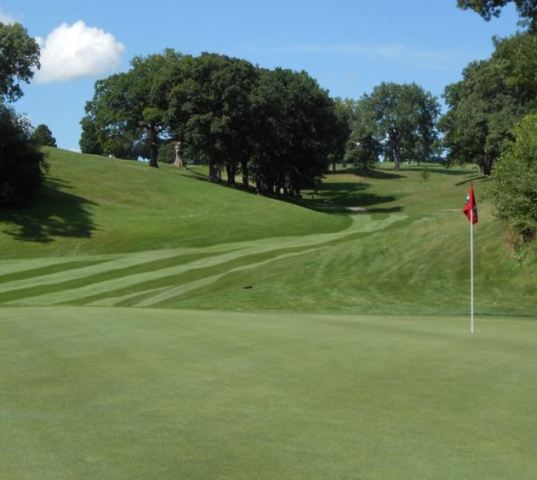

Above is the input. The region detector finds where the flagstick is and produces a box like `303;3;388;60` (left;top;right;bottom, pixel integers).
470;210;475;334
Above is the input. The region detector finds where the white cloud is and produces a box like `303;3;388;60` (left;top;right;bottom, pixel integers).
35;21;125;83
0;7;15;24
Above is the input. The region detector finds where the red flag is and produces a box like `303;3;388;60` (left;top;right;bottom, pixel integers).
463;184;478;224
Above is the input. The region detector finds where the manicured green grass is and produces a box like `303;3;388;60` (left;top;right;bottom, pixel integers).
0;148;349;259
1;307;536;480
1;152;536;478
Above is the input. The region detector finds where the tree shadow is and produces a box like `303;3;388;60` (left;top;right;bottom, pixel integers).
327;167;405;180
299;181;400;214
0;177;97;243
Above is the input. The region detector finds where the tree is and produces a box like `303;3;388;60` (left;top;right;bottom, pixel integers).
168;53;258;185
0;104;45;205
360;83;440;170
0;21;43;205
250;68;336;195
327;98;352;172
492;113;537;242
31;124;57;147
457;0;537;31
0;22;40;102
80;49;182;166
440;33;537;175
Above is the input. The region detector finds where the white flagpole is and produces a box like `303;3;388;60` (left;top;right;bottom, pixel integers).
470;210;475;334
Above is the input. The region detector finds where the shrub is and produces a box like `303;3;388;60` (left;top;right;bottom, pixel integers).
493;113;537;243
0;104;45;205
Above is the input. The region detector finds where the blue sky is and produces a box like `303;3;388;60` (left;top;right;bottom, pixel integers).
2;0;520;150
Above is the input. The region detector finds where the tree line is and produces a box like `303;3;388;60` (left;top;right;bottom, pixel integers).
442;0;537;243
80;51;440;196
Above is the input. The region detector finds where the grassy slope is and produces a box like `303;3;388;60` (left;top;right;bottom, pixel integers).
2;307;537;480
1;153;534;316
0;148;349;259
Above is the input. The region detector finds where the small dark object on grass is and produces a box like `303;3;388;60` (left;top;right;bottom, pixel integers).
243;285;254;289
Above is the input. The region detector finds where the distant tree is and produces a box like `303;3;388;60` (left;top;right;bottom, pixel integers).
492;113;537;243
344;101;381;171
360;82;440;170
31;124;57;147
0;104;45;205
327;98;352;172
457;0;537;31
0;22;40;102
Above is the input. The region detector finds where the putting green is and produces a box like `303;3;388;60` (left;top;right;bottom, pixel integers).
1;307;536;479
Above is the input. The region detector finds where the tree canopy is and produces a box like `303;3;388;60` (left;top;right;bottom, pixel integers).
31;124;57;147
81;52;342;196
0;22;40;102
357;82;440;170
457;0;537;30
80;49;183;166
440;33;537;175
0;21;44;205
0;104;45;204
492;113;537;242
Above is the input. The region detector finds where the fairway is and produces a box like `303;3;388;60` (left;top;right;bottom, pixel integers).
2;307;536;479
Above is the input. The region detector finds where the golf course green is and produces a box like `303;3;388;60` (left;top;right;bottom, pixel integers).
1;149;536;479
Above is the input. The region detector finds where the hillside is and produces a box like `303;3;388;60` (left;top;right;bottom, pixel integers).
0;148;349;259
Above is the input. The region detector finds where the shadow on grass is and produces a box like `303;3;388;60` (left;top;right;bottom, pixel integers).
173;166;402;214
327;167;404;180
299;182;401;214
0;177;97;243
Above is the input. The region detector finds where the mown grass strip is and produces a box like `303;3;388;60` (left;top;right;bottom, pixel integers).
0;252;217;304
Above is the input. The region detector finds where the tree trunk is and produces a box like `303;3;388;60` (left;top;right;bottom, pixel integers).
393;147;401;170
148;126;159;168
241;158;249;187
226;163;236;186
209;162;218;181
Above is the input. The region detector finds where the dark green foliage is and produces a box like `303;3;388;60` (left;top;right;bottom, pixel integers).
80;49;183;166
250;68;336;195
0;104;45;205
327;98;352;172
169;53;258;185
0;22;40;102
31;124;57;147
493;113;537;242
440;33;537;175
457;0;537;30
357;83;439;170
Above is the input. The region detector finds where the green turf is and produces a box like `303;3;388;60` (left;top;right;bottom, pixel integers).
1;307;536;480
0;148;349;259
1;151;536;478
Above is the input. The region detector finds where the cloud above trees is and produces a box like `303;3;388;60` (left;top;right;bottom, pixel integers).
35;21;125;83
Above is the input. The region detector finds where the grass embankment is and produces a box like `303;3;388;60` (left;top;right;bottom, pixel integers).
0;148;348;259
1;307;536;480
